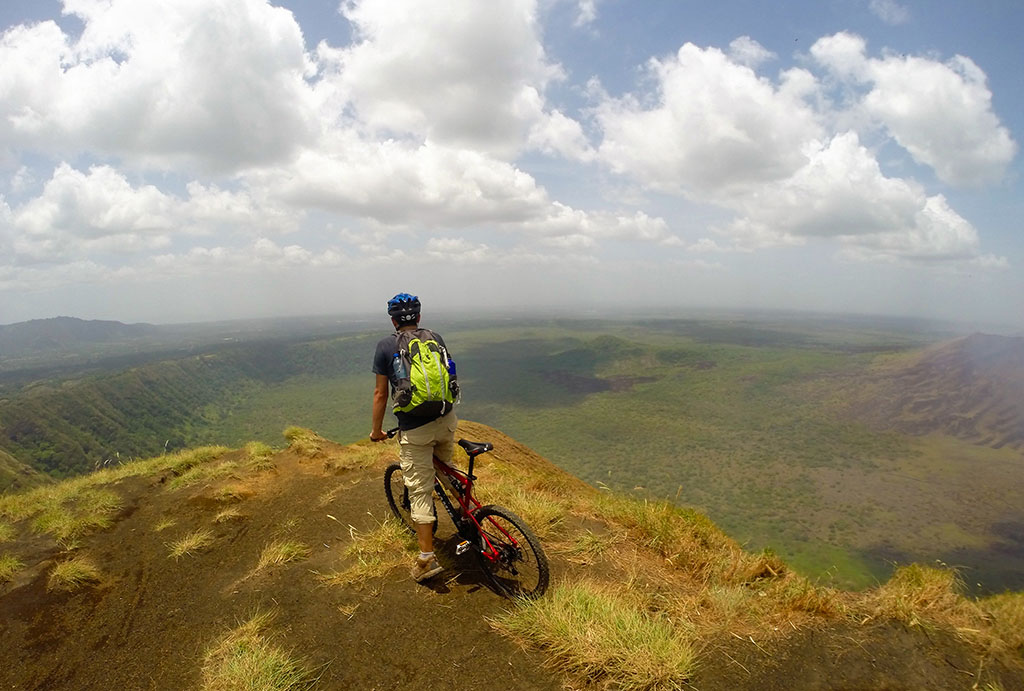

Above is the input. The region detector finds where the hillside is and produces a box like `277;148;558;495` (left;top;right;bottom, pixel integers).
843;333;1024;450
0;317;160;358
0;447;45;493
0;333;375;485
1;421;1022;690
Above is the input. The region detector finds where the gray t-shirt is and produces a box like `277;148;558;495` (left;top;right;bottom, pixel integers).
372;329;450;431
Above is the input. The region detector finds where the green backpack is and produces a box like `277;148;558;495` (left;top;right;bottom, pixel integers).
391;329;458;417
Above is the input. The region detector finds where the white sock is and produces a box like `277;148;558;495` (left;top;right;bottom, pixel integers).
419;551;434;561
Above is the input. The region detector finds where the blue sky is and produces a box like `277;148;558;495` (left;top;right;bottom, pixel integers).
0;0;1020;329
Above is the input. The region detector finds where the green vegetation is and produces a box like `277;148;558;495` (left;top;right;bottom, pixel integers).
201;610;315;691
0;520;14;543
0;553;22;582
492;581;697;690
47;556;102;591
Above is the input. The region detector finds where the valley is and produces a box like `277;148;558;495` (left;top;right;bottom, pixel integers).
1;313;1022;592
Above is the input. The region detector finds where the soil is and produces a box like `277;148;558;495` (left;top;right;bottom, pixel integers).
2;424;1022;690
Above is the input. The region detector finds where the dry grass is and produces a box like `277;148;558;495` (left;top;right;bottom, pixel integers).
212;485;250;504
201;610;315;691
168;529;216;559
318;515;411;588
864;564;978;629
214;508;245;524
283;427;323;458
0;520;14;543
244;441;276;471
491;580;697;690
29;487;122;549
977;592;1024;653
325;441;392;473
48;556;102;591
168;459;238;490
256;540;312;572
0;553;23;582
153;518;177;532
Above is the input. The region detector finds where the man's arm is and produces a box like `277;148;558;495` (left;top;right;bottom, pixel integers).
370;373;390;441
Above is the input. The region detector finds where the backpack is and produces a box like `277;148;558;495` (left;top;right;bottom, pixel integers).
391;328;459;417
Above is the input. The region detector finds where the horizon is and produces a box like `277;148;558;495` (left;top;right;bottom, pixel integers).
1;303;1018;337
1;1;1021;328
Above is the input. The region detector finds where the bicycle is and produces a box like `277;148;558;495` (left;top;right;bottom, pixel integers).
383;429;549;598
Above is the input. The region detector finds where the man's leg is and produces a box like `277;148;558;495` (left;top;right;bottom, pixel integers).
398;424;443;581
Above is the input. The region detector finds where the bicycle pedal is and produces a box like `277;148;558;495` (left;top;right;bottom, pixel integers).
455;540;472;555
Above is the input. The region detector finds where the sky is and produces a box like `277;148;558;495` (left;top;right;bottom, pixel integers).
0;0;1021;328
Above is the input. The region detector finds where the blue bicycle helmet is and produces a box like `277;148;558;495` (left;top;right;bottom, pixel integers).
387;293;421;324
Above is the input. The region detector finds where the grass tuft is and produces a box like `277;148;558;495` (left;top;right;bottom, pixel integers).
201;610;315;691
244;441;276;471
866;564;984;636
256;540;312;572
30;487;122;549
214;508;244;524
154;518;177;532
978;592;1024;653
491;580;696;690
48;556;101;591
283;427;322;458
319;516;410;587
0;520;14;543
0;553;23;583
161;446;232;478
169;529;216;559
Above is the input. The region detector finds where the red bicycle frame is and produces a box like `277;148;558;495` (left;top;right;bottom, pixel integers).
431;454;522;565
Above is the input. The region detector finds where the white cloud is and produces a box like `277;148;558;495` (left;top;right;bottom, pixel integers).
728;36;776;69
574;0;598;28
595;43;823;199
6;164;299;264
323;0;573;159
0;0;317;172
257;135;549;226
12;163;175;261
722;132;1003;266
812;32;1017;185
425;236;490;261
520;203;679;246
868;0;910;26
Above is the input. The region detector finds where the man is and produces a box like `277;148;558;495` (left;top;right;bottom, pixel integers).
370;293;458;582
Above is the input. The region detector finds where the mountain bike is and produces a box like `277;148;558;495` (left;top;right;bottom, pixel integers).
383;429;549;598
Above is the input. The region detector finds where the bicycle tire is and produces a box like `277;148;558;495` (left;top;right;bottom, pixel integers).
473;505;549;599
384;463;436;536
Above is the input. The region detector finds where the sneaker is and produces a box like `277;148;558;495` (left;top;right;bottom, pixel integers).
411;555;444;582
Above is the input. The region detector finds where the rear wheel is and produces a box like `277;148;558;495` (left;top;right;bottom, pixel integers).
384;463;435;536
473;505;549;599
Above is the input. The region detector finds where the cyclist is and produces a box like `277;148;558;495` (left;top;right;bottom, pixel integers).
370;293;457;582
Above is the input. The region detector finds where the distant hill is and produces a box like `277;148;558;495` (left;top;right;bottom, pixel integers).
848;334;1024;449
0;447;45;493
0;316;160;358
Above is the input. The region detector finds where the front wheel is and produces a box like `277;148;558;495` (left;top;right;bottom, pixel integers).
384;463;435;536
473;505;549;599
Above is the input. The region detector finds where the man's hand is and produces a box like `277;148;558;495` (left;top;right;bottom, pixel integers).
370;429;389;442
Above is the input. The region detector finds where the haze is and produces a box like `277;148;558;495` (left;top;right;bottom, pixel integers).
0;0;1021;329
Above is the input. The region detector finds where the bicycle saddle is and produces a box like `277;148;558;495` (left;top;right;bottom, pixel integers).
458;439;493;457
